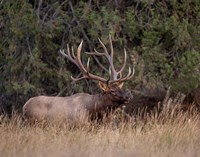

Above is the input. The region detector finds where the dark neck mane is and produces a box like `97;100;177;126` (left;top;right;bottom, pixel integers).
85;92;120;119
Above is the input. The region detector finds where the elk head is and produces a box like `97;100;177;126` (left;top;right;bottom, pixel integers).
60;35;134;108
98;82;133;108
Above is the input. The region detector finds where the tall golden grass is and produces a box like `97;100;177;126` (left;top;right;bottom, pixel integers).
0;96;200;157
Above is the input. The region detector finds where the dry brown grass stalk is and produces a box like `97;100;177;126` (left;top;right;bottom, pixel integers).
0;97;200;157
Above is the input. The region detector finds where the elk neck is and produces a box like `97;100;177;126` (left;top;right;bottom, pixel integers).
85;92;120;115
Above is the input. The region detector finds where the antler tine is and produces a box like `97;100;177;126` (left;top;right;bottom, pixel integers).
108;35;118;80
86;57;90;72
120;66;135;81
85;49;104;56
98;38;110;56
117;48;127;75
110;66;135;83
76;40;87;74
67;44;73;59
60;40;108;83
60;47;79;68
71;75;88;82
71;45;76;59
109;35;114;61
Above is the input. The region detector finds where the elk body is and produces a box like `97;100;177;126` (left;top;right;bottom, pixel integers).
23;36;134;123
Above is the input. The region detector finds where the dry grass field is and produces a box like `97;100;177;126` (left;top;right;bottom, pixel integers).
0;102;200;157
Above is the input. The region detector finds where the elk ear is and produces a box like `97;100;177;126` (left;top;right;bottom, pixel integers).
98;82;108;91
117;82;124;89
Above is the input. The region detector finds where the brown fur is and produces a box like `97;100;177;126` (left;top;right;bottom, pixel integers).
23;85;132;123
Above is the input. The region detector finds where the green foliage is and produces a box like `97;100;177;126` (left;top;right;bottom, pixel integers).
0;0;199;113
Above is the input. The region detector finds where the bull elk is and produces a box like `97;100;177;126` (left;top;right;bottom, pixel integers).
23;36;134;123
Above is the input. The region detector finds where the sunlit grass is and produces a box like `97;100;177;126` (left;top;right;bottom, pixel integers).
0;99;200;157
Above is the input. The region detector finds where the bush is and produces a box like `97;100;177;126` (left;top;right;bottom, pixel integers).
0;0;199;114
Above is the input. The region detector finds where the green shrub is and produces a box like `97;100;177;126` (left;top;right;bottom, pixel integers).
0;0;199;113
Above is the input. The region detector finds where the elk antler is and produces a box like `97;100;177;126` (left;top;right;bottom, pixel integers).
85;35;135;83
60;36;134;84
60;41;107;83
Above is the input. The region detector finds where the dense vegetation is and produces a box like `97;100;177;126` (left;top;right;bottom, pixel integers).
0;0;200;114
